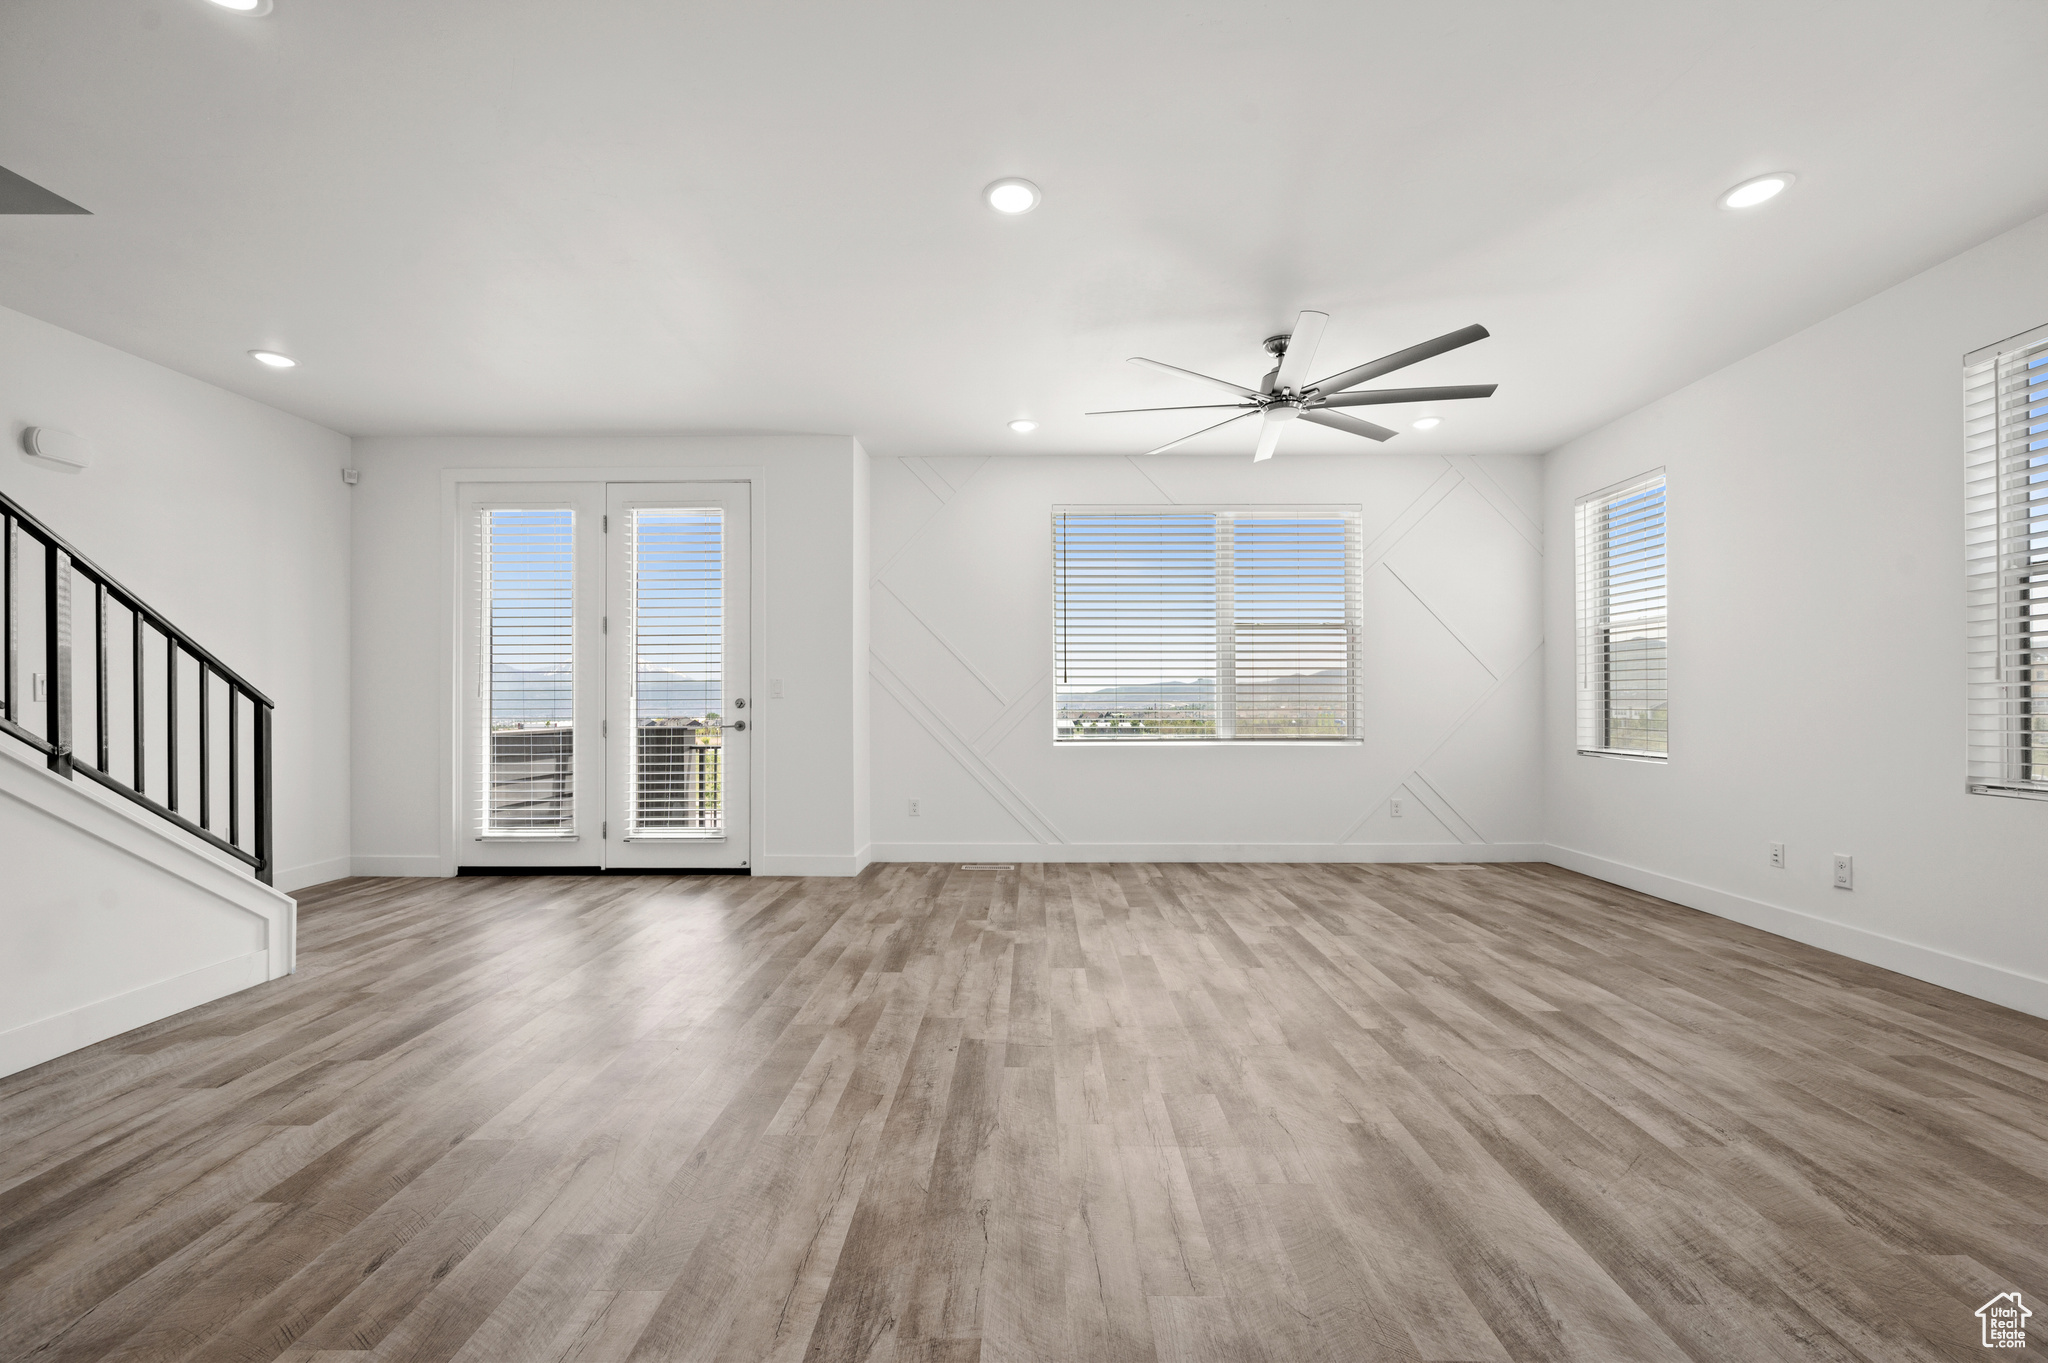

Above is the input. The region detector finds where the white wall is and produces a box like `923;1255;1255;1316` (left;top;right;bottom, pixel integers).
870;449;1546;861
0;303;353;890
0;742;294;1077
1544;208;2048;1018
348;434;871;877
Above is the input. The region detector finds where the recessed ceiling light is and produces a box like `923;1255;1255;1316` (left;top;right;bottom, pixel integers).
1718;172;1795;210
984;178;1041;215
1009;419;1038;433
249;350;296;368
207;0;274;13
1411;417;1441;430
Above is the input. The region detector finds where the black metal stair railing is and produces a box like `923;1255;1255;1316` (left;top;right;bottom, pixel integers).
0;489;273;885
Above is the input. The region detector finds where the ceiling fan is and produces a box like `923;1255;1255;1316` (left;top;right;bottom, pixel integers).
1090;311;1497;461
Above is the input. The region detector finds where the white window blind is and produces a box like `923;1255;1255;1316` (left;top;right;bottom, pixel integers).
1966;322;2048;798
1575;472;1667;758
478;508;575;834
1052;507;1360;742
628;508;726;836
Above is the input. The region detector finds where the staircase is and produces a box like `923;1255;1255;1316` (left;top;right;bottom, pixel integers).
0;489;294;1078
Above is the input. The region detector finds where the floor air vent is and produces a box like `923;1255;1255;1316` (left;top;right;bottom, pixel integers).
961;864;1015;870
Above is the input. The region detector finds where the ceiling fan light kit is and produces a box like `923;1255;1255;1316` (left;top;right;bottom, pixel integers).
1090;310;1498;461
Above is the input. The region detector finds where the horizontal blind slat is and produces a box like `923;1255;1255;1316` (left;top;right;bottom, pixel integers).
630;508;725;836
1575;472;1667;757
480;507;576;835
1053;509;1358;741
1966;325;2048;792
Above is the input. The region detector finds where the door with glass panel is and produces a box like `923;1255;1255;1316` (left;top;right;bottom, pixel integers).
463;485;604;868
461;481;748;870
605;483;749;870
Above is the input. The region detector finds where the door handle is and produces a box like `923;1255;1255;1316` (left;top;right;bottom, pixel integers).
730;720;747;732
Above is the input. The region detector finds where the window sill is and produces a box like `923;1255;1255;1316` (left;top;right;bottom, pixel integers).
1576;748;1667;764
1969;783;2048;803
1055;739;1361;748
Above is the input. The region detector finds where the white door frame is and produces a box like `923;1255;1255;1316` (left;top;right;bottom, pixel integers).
456;482;606;868
438;465;767;877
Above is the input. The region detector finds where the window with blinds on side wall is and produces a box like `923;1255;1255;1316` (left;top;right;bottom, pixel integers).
1966;322;2048;798
1575;471;1668;759
1052;507;1360;743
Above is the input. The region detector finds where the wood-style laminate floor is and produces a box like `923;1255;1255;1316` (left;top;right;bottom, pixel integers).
3;863;2046;1362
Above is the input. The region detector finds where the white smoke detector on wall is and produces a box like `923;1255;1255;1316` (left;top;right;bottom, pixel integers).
21;427;91;470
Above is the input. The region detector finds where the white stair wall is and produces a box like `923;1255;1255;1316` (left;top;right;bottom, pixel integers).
0;743;295;1079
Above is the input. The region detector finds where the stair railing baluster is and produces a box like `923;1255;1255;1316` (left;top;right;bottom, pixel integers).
229;687;241;848
95;578;109;773
132;611;145;793
255;699;273;885
165;633;178;810
3;513;13;724
198;661;211;831
45;542;72;778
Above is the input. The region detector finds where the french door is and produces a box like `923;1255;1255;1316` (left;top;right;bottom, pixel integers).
460;481;750;871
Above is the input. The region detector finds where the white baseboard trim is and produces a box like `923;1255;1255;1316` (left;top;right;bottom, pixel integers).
0;950;271;1079
754;853;870;876
277;855;351;894
353;853;880;878
351;854;447;878
868;842;1549;864
1547;845;2048;1022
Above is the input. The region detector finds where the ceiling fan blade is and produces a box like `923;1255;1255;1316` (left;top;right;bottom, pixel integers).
1271;310;1328;395
1086;403;1258;416
1308;324;1490;398
1252;411;1288;463
1128;356;1262;399
1313;383;1498;408
1142;409;1259;456
1299;409;1398;442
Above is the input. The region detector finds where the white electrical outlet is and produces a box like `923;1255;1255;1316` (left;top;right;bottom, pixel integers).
1833;854;1854;889
769;678;784;699
908;798;921;817
1769;842;1785;869
1389;797;1405;819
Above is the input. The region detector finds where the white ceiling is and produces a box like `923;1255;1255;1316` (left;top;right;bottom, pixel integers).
3;0;2046;458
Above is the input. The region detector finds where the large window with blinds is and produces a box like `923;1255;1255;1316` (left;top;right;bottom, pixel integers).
478;507;576;833
1575;471;1668;759
1052;507;1360;743
1967;323;2048;798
